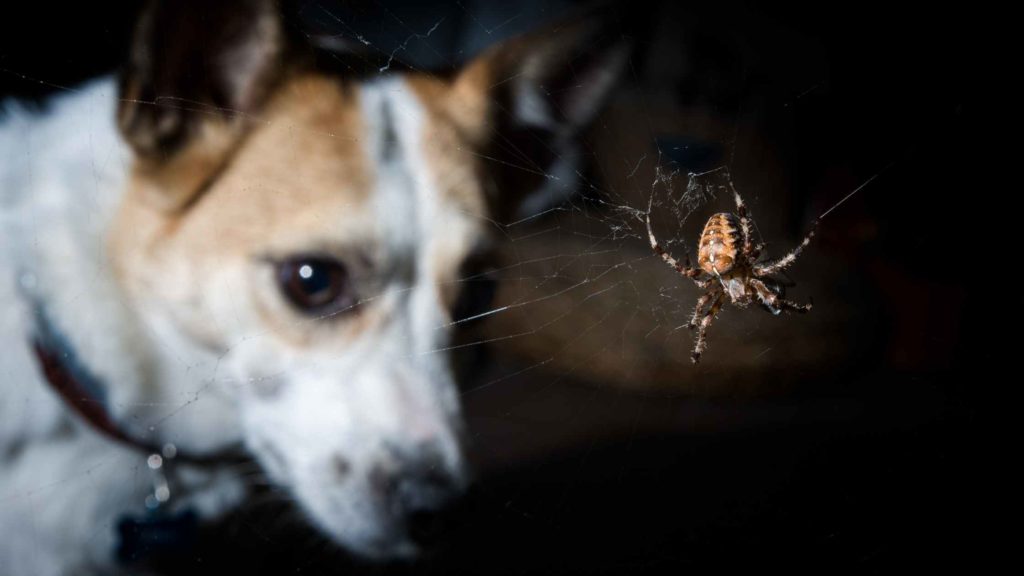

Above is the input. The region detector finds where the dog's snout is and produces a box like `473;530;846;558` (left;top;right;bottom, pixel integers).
375;445;465;546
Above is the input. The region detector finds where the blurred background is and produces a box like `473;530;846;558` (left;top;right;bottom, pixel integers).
1;0;984;573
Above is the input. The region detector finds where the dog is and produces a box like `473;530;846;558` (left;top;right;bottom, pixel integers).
0;1;628;573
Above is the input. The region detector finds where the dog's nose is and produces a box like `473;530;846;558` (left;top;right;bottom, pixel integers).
380;447;465;546
396;471;463;546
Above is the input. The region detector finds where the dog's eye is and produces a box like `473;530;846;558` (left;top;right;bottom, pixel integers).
276;257;354;316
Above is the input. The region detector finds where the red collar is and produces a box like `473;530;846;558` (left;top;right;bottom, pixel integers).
30;309;247;467
33;338;154;451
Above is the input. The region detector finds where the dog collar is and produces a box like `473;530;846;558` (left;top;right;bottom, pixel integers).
27;293;247;467
24;291;256;565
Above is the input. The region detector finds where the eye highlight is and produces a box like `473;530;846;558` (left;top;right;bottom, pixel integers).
276;256;355;317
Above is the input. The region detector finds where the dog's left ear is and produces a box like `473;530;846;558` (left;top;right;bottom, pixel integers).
450;2;637;221
118;0;295;210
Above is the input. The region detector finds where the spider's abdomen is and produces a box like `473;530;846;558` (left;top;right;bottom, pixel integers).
698;212;741;275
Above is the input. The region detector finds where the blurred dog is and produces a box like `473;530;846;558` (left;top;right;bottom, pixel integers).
0;1;627;573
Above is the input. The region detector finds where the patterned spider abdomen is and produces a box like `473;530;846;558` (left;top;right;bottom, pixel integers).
698;212;742;275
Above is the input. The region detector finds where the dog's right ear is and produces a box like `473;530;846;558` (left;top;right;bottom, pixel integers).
448;2;636;223
118;0;294;210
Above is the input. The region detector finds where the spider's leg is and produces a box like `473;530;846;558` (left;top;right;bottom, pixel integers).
688;291;714;329
646;195;702;279
750;278;780;314
753;219;818;276
776;298;813;313
734;190;758;259
751;279;812;314
749;242;765;262
691;292;725;364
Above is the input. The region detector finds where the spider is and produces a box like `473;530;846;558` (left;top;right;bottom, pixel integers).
646;189;817;363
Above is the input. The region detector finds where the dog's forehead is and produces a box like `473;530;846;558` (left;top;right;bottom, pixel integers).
163;72;486;260
354;74;488;259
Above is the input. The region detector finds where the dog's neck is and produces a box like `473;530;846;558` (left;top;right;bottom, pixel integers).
4;78;243;454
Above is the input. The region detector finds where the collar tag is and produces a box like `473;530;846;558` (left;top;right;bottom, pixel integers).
116;443;201;566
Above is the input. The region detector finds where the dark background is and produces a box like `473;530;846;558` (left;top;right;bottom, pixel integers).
1;1;987;573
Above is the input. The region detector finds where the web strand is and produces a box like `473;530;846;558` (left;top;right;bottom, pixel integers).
818;160;897;220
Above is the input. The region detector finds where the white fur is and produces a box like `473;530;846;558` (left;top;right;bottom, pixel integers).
0;79;248;575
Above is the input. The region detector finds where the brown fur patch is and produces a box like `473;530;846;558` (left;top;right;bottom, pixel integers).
403;75;493;311
404;75;489;213
111;74;381;350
